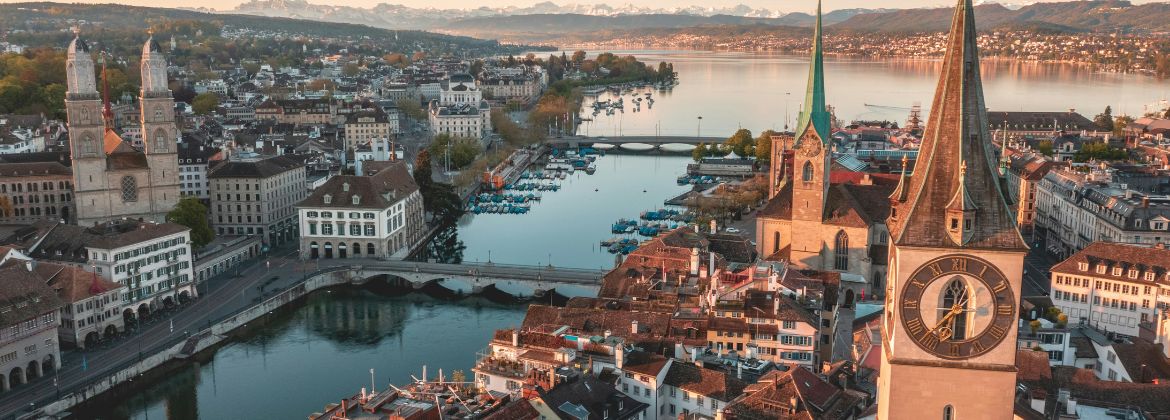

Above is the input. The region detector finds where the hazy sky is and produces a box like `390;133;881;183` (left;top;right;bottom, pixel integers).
3;0;1163;13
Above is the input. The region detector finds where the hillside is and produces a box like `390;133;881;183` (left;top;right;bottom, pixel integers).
833;0;1170;33
0;2;533;55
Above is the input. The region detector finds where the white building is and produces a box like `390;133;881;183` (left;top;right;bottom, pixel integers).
1049;242;1170;337
297;160;424;260
177;141;220;200
428;73;492;146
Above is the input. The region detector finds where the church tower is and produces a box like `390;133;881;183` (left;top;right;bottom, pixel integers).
65;30;111;224
787;0;831;224
139;31;180;217
878;0;1028;418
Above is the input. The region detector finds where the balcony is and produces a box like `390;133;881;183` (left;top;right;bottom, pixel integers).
474;354;527;380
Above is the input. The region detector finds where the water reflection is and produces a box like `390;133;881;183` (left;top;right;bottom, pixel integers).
417;224;466;264
95;290;525;420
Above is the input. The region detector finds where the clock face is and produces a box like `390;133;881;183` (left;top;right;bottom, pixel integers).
797;135;822;158
899;254;1016;360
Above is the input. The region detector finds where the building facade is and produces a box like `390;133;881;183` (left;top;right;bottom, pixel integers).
0;162;74;224
255;99;337;125
297;161;423;259
1035;167;1170;259
1049;242;1170;337
343;109;392;151
208;154;306;246
0;249;63;392
65;32;180;226
177;141;220;201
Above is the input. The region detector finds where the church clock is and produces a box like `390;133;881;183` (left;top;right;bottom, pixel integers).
899;255;1016;360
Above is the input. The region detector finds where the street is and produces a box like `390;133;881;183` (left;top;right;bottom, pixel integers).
0;246;362;418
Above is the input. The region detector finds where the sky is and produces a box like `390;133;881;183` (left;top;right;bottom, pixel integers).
1;0;1162;13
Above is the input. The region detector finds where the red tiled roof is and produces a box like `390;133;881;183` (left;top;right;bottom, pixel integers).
1051;242;1170;281
663;362;747;401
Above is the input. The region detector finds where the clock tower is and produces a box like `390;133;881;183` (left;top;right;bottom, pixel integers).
878;0;1028;418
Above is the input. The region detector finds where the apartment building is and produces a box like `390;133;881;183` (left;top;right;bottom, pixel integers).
0;247;63;391
706;290;820;368
1049;242;1170;337
297;160;424;259
0;162;74;224
209;154;306;246
1035;166;1170;259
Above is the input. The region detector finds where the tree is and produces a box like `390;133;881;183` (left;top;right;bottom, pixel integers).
756;130;778;162
397;98;426;121
191;92;219;115
342;63;361;77
571;50;587;66
1114;115;1134;137
167;197;214;248
692;142;706;162
724;128;753;157
1093;105;1114;131
414;149;434;192
1037;140;1054;156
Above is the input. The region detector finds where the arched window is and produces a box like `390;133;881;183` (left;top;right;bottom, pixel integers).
120;176;138;202
802;161;814;182
943;405;954;420
367;243;376;255
773;231;781;254
153;129;167;152
940;278;972;340
81;133;96;155
834;231;849;271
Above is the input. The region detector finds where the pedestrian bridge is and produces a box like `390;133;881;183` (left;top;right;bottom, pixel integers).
348;260;609;298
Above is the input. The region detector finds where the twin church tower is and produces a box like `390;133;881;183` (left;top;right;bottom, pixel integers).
65;30;180;226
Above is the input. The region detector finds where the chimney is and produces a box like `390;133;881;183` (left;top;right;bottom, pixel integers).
630;320;639;335
1066;399;1078;416
736;361;743;379
615;345;625;369
1143;196;1150;208
512;329;519;347
708;251;715;278
675;342;686;361
690;247;700;276
710;219;717;234
1029;389;1047;414
692;347;701;367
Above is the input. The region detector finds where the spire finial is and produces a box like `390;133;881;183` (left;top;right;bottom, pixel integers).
147;27;154;36
72;26;80;37
901;155;908;172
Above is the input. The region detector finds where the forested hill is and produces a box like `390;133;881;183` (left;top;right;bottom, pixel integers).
833;0;1170;34
0;2;535;56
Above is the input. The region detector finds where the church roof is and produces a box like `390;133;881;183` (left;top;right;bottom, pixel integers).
143;36;163;56
888;0;1025;251
67;35;91;57
758;178;895;229
793;0;831;144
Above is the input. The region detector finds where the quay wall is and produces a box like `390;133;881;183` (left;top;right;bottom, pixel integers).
30;268;360;419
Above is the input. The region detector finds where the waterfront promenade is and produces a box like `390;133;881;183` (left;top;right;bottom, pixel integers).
0;250;605;418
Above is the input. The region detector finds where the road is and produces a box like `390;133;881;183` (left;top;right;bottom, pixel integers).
1022;248;1058;298
366;260;607;285
0;247;377;418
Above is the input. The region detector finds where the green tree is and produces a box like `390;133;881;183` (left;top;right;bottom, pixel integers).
1093;106;1114;131
397;98;426;120
1037;140;1054;156
1114;115;1134;137
342;63;361;77
692;142;706;162
755;130;779;162
724;128;753;157
167;197;214;248
414;149;434;192
191;92;219;115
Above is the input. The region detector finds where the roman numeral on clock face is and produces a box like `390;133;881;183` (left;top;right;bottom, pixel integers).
903;299;918;310
987;324;1007;340
997;304;1013;316
906;318;925;336
951;257;967;271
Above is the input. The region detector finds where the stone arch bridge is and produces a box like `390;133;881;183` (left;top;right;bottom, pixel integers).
346;260;607;298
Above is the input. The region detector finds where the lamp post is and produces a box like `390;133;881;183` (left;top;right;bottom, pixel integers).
697;116;703;138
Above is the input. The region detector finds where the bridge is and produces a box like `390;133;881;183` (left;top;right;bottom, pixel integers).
546;135;727;151
355;260;609;298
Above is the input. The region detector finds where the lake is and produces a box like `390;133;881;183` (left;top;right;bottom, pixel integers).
573;50;1169;138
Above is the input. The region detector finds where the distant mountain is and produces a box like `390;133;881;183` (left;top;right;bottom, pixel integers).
833;0;1170;33
222;0;886;31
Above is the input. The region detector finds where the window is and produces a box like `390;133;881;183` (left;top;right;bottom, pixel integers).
834;231;849;271
322;224;333;235
802;161;814;182
782;321;796;329
943;405;954;420
940;278;971;340
121;176;138;202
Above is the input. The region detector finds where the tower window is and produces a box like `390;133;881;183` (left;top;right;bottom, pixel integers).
950;218;959;231
802;161;814;183
940;279;971;340
121;176;138;202
834;231;849;271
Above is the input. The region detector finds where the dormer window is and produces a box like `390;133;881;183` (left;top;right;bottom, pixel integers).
1078;262;1089;271
1128;269;1139;279
323;194;332;204
352;195;360;205
342;182;350;192
1096;265;1107;274
1145;272;1156;282
1112;267;1123;277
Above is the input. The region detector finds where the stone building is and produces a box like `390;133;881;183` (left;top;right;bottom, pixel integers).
208;154;306;246
297;160;423;259
65;31;180;226
254;99;337;126
0;162;74;224
1035;166;1170;259
0;246;64;391
755;7;895;296
177;140;221;201
343;108;392;151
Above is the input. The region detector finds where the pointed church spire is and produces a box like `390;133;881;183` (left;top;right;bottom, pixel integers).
888;0;1025;250
891;154;910;204
794;0;830;142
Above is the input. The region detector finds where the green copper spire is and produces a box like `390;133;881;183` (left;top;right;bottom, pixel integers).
795;0;830;142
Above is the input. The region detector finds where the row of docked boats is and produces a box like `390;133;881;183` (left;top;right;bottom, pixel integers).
610;218;689;237
600;237;641;255
677;175;718;186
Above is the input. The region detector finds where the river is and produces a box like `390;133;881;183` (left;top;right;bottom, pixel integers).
96;290;525;420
